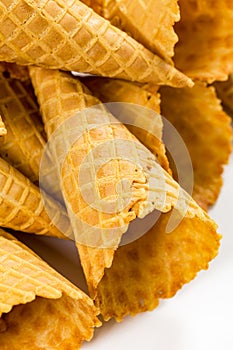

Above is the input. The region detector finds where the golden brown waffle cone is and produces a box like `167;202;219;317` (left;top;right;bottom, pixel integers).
30;67;214;296
0;74;63;203
160;82;233;210
96;211;220;321
0;0;192;87
0;115;6;136
174;0;233;83
0;62;29;81
214;74;233;115
82;0;180;62
0;156;72;238
0;74;46;183
83;77;171;174
0;228;101;349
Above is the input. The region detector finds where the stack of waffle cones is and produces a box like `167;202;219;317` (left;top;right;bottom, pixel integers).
29;67;222;312
0;0;232;347
29;67;186;290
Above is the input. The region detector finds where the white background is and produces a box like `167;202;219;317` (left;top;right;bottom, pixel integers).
18;148;233;350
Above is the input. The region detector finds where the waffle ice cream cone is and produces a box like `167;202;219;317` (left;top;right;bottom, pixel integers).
82;0;180;62
30;67;213;296
0;229;100;349
0;74;46;183
0;0;192;87
0;73;63;203
96;211;220;321
214;74;233;114
160;83;232;210
0;156;72;238
174;0;233;83
83;77;171;173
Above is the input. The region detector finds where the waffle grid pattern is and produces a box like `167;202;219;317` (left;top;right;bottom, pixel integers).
160;83;233;210
30;67;213;296
0;230;97;320
83;0;180;61
83;77;171;173
96;212;220;321
31;68;210;242
30;68;148;244
0;0;191;87
0;76;46;183
0;157;71;238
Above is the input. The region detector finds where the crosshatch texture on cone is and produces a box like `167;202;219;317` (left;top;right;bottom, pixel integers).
30;66;217;299
83;77;171;173
160;82;233;210
0;0;192;87
82;0;180;62
95;212;220;321
0;229;101;349
0;74;46;183
0;157;72;238
30;67;208;246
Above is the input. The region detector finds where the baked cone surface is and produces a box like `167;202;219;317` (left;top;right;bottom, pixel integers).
160;83;233;210
0;74;46;183
30;67;214;297
0;73;63;202
0;157;71;238
96;211;220;321
0;0;192;87
0;229;100;349
174;0;233;83
83;77;171;173
82;0;180;62
214;74;233;114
